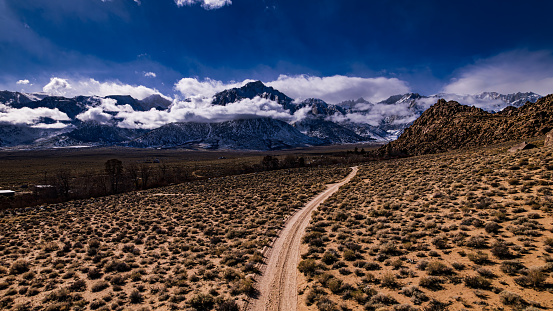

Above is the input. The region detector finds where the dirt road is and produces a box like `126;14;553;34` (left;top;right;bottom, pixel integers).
249;166;359;311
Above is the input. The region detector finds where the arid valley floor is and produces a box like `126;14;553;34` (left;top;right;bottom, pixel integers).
1;140;553;311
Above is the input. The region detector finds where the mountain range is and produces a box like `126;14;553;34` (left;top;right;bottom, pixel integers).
0;82;543;150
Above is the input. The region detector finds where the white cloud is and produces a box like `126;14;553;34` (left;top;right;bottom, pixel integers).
174;78;252;98
175;0;232;10
16;79;30;85
43;77;72;96
144;72;156;78
76;98;134;124
116;96;293;129
267;75;411;104
0;103;71;126
42;77;164;100
443;50;553;95
174;75;410;105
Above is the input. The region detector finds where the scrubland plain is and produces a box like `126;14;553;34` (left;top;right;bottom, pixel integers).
0;166;349;310
299;142;553;311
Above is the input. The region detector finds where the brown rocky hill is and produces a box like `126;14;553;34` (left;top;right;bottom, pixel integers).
376;94;553;157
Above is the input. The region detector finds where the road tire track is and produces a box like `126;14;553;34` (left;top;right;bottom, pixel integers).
249;166;359;311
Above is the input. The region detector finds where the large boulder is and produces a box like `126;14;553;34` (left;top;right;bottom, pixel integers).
545;131;553;147
508;142;535;153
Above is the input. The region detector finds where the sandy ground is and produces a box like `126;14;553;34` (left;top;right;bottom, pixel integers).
249;167;359;311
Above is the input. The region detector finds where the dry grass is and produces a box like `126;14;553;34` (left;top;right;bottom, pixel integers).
0;166;349;310
298;143;553;310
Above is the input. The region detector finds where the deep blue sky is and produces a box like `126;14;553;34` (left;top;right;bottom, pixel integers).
2;0;553;100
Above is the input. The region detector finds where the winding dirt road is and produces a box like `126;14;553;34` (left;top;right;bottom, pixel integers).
249;166;359;311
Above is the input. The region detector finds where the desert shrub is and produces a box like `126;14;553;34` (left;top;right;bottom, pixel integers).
499;290;526;306
476;267;496;278
416;260;429;271
343;249;357;261
464;275;492;289
69;279;86;292
110;274;126;286
431;236;448;249
491;240;512;259
43;288;72;303
424;299;449;311
129;289;143;304
401;285;428;304
231;278;256;297
321;251;339;265
484;222;502;234
338;267;351;275
380;272;401;288
419;276;445;290
426;261;453;275
394;304;418;311
466;235;488;248
104;260;131;273
379;242;401;255
515;267;547;288
467;251;489;264
316;297;337;311
89;299;106;310
326;277;343;294
501;260;526;275
91;281;109;292
451;262;465;270
298;259;318;276
9;260;29;275
365;262;381;271
215;299;239;311
188;293;214;311
305;286;326;306
369;293;397;305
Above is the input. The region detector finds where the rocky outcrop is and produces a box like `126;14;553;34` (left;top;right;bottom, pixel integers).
545;131;553;147
376;94;553;157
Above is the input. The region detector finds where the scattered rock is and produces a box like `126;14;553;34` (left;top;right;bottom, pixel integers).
508;142;536;153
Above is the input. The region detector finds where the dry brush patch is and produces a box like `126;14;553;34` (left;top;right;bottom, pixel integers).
0;166;349;310
298;144;553;311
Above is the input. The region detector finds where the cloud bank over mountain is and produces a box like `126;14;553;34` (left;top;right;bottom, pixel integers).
443;50;553;95
42;77;165;100
267;75;411;104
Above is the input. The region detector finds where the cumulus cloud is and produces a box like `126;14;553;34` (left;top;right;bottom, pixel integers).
443;50;553;95
43;77;72;96
42;77;165;100
0;103;71;126
76;98;134;124
175;0;232;10
267;75;411;104
144;72;156;78
16;79;30;85
174;78;252;98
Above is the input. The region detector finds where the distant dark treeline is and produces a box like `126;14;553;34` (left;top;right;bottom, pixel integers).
0;152;373;210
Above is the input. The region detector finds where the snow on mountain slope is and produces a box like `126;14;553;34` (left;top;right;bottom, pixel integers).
128;118;323;150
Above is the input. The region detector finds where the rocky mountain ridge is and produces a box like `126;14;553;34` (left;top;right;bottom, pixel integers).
376;94;553;157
